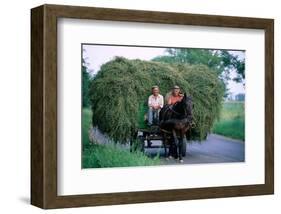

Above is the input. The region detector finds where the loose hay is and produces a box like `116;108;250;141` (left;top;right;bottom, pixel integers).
90;57;224;143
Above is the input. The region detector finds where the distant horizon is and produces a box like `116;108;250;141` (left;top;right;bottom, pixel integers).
83;44;245;95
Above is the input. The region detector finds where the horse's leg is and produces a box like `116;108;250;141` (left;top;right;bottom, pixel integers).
166;136;172;158
179;128;188;162
168;137;173;159
178;136;183;163
172;129;179;159
163;133;168;159
186;128;191;141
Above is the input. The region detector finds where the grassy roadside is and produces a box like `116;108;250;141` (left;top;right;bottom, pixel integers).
82;108;92;148
83;144;160;168
82;108;160;168
212;102;245;141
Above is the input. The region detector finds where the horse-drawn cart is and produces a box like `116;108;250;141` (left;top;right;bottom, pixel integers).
135;126;187;157
130;102;187;157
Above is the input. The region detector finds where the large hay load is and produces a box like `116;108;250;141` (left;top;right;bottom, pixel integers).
89;57;224;143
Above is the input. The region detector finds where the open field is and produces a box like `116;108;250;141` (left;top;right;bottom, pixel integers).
212;101;245;141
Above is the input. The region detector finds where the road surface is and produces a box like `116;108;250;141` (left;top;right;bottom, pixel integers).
145;134;245;165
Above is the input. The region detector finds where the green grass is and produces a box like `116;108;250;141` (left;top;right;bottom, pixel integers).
83;144;160;168
212;102;245;141
82;108;160;168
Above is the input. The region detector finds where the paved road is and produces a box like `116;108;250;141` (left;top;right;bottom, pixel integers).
145;134;245;165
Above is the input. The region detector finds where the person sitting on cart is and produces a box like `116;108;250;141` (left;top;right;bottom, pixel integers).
165;85;184;105
148;85;164;126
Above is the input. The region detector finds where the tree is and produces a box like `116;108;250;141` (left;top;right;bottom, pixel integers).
82;58;91;107
153;48;245;84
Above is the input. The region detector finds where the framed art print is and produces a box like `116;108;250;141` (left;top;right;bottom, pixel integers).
31;4;274;209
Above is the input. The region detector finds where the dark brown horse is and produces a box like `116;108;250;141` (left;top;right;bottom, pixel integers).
159;93;193;162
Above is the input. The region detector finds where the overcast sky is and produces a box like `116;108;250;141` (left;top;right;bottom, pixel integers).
83;44;245;95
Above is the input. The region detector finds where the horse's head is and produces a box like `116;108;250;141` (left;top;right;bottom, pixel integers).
181;93;193;116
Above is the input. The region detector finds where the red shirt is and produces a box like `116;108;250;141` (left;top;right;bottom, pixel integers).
168;95;183;105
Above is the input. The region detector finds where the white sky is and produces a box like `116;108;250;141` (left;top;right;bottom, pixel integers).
83;44;245;95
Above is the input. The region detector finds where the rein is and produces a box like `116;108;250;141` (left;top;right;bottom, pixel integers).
160;97;194;129
168;105;181;116
169;102;189;118
160;128;172;134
